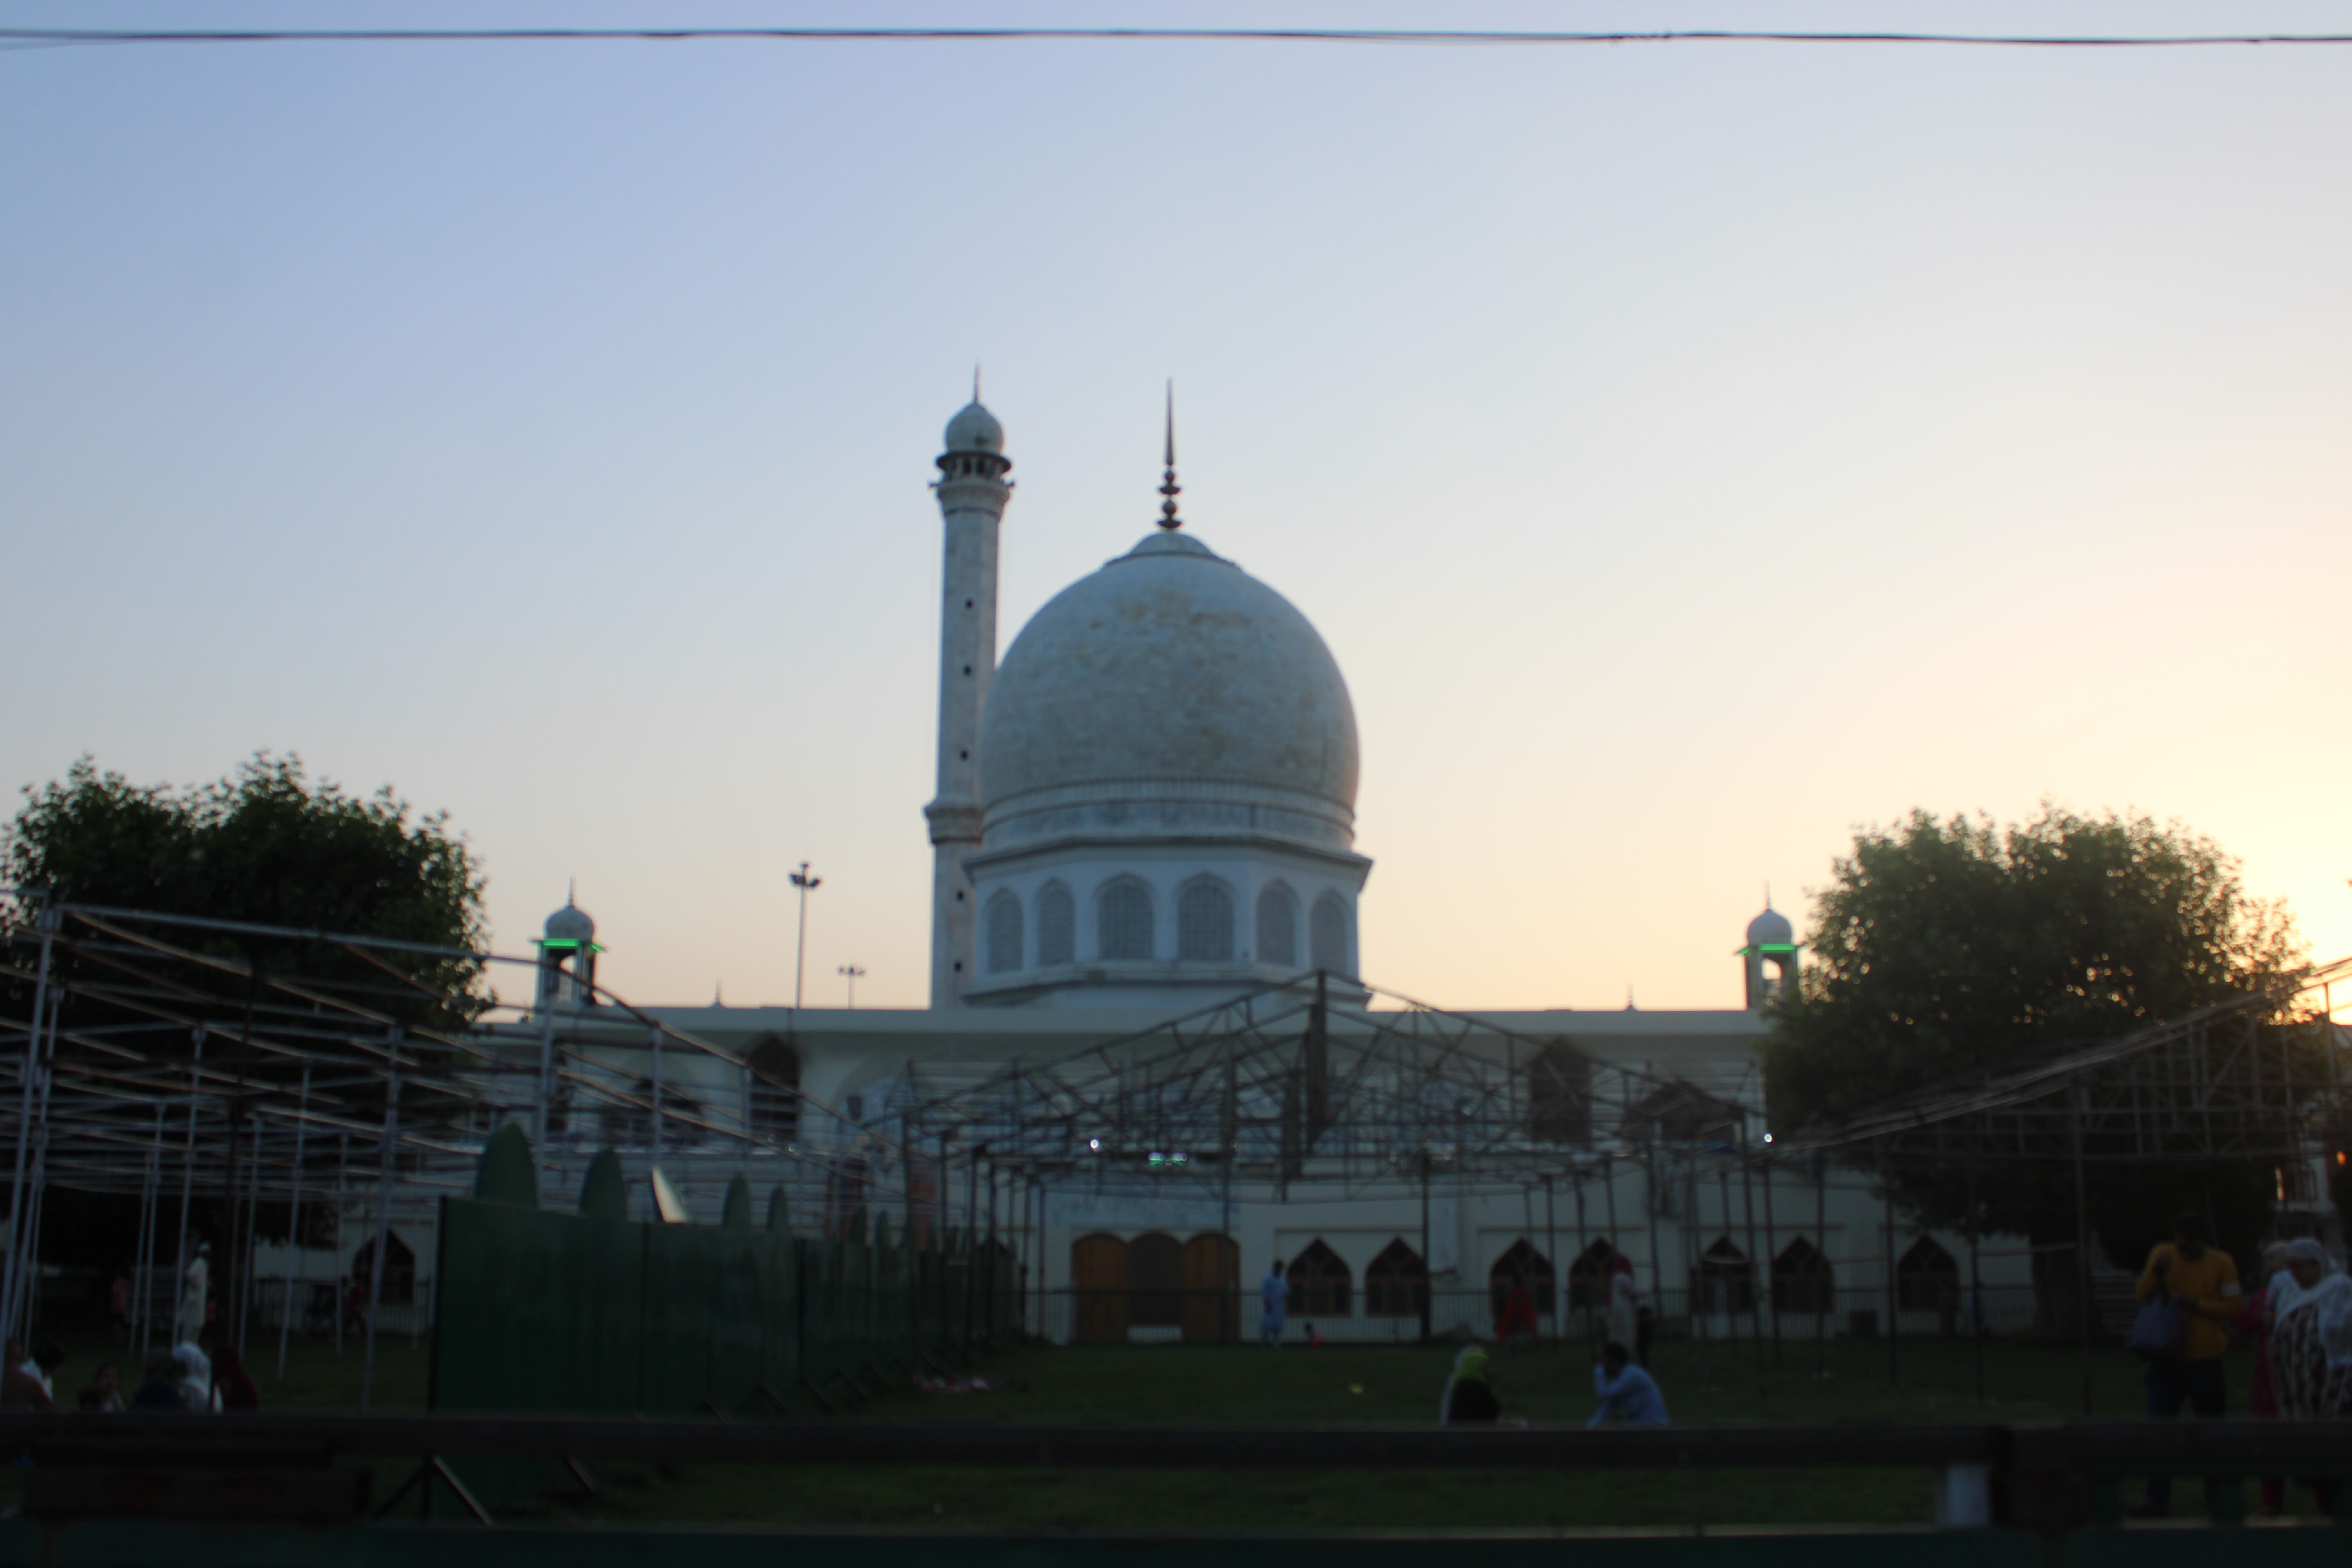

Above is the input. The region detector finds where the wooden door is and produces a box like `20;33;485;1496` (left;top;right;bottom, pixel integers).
1071;1233;1129;1344
1180;1233;1238;1343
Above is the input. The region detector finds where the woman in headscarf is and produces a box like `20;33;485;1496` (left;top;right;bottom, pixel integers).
2238;1242;2292;1514
1439;1344;1500;1424
212;1345;260;1411
2269;1238;2352;1515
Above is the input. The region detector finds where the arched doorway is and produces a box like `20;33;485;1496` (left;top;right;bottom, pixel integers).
1180;1233;1238;1343
1897;1237;1961;1327
351;1231;416;1304
1129;1232;1183;1329
1285;1239;1352;1317
1487;1239;1555;1319
1772;1236;1834;1314
1365;1239;1426;1318
1693;1236;1753;1314
1071;1233;1128;1343
1568;1238;1617;1309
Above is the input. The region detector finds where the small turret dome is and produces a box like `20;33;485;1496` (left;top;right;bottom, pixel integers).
545;901;595;944
1746;906;1793;948
944;400;1004;455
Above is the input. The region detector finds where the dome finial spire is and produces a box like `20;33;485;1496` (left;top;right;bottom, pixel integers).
1157;380;1182;531
973;363;982;402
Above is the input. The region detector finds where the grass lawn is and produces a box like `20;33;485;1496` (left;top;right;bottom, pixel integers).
507;1334;2320;1532
14;1326;2326;1532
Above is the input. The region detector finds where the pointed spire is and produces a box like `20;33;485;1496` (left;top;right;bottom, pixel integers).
1157;380;1182;531
567;876;577;907
973;363;982;403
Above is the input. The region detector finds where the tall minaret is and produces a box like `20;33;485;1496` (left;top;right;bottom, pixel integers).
924;385;1012;1007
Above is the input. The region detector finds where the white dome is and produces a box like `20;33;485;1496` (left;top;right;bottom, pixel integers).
545;901;595;943
943;400;1004;454
1746;907;1794;947
978;532;1359;846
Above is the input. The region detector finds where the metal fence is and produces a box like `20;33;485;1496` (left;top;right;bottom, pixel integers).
1030;1278;2071;1348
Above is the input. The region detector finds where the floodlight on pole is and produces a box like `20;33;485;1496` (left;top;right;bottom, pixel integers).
789;861;822;1010
837;964;867;1009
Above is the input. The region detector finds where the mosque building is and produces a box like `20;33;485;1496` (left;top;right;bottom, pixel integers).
485;392;2027;1343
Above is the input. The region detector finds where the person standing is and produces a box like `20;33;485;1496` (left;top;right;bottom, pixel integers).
2269;1236;2352;1519
108;1266;132;1345
175;1240;211;1345
1495;1269;1539;1352
1259;1258;1287;1348
1606;1255;1640;1350
2128;1210;2242;1519
2238;1242;2292;1515
130;1354;188;1411
77;1362;125;1413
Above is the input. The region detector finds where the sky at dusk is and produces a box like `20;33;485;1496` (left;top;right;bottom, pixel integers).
5;2;2349;1013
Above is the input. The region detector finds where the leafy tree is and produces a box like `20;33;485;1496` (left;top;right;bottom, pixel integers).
2;754;488;1304
1760;806;2302;1336
7;752;484;1002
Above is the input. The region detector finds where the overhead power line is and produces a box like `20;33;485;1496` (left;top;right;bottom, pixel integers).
7;26;2352;53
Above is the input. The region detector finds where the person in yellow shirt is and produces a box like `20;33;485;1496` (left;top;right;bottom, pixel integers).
2128;1210;2242;1518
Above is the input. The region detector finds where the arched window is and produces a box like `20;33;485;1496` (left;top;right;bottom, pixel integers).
1896;1237;1961;1313
1176;879;1234;962
1256;885;1298;966
1365;1239;1426;1317
1310;893;1348;973
985;890;1023;973
1526;1041;1591;1144
1773;1236;1834;1314
351;1231;417;1305
1036;882;1075;966
746;1033;801;1143
1692;1236;1753;1313
1285;1238;1352;1317
1488;1238;1556;1318
1129;1232;1184;1327
1098;879;1155;960
1568;1238;1618;1308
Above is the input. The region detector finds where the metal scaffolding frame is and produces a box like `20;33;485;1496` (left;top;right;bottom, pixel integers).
5;884;2345;1395
0;893;867;1393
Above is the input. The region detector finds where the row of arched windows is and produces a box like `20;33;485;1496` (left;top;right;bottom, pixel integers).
984;878;1350;974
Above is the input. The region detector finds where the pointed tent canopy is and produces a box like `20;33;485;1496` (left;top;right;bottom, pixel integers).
721;1174;755;1230
473;1122;538;1209
579;1148;629;1221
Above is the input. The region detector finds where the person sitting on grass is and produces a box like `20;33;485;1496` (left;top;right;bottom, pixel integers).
130;1354;188;1410
1588;1341;1668;1428
214;1345;260;1411
2;1341;62;1410
174;1340;219;1412
1439;1344;1501;1424
77;1361;125;1413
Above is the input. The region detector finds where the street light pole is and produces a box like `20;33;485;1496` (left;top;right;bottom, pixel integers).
837;964;867;1008
789;861;822;1010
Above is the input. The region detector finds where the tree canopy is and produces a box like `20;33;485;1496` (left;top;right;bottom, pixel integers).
1760;806;2303;1324
4;751;489;1037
